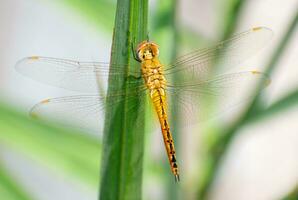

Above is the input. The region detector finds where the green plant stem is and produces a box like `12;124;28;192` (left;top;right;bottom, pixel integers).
198;10;298;200
99;1;148;200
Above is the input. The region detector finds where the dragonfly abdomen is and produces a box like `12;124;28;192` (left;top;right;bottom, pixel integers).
139;46;179;181
151;90;180;182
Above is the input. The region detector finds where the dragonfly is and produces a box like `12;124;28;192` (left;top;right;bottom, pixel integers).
16;27;272;182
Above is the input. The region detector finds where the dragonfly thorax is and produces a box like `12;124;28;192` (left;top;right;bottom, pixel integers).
141;59;166;98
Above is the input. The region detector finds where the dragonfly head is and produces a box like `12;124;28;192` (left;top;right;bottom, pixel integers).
136;41;159;62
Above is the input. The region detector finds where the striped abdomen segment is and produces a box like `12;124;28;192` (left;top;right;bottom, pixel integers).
151;90;180;181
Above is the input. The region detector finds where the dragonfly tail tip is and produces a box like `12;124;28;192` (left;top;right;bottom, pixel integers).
174;174;180;183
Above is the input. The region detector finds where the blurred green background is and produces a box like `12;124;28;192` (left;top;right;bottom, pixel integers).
0;0;297;200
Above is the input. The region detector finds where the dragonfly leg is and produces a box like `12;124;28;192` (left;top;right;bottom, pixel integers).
131;38;141;62
127;74;142;80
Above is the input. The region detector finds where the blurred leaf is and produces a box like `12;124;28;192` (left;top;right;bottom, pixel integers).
197;0;247;198
149;0;208;57
280;186;298;200
49;0;116;32
0;103;101;186
0;163;33;200
263;11;298;76
53;0;207;54
98;0;148;200
246;10;298;117
247;89;298;123
197;9;298;200
152;9;172;30
220;0;246;38
228;6;298;129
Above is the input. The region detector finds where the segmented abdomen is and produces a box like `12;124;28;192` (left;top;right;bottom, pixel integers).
151;90;179;180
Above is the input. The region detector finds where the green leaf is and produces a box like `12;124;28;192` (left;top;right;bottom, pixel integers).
247;89;298;123
0;103;101;186
98;1;148;200
0;163;33;200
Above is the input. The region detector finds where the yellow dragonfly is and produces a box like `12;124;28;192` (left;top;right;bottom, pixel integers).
16;27;272;182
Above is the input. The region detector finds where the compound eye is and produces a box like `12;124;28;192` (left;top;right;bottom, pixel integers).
154;49;159;56
151;45;159;56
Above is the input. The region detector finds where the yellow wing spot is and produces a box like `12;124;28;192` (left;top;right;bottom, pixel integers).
41;99;50;104
251;70;261;75
251;71;271;86
252;27;262;32
28;56;40;60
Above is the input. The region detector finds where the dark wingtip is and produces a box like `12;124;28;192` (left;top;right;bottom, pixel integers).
174;174;180;183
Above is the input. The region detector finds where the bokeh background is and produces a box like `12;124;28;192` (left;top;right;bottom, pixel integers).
0;0;297;200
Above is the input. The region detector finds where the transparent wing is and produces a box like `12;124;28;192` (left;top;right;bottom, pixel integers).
16;56;147;130
28;71;270;131
165;70;271;126
15;56;141;93
30;95;106;130
30;89;148;131
164;27;273;77
18;27;273;130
